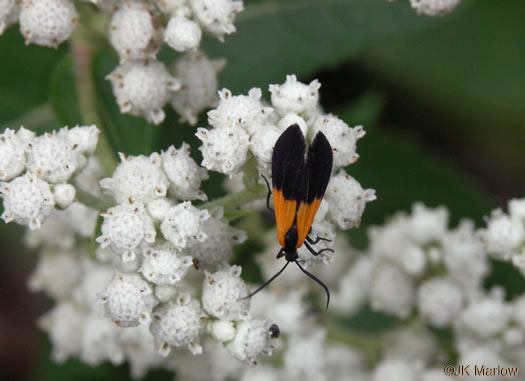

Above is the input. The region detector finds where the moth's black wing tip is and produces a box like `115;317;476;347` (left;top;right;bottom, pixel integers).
306;131;333;202
271;124;307;192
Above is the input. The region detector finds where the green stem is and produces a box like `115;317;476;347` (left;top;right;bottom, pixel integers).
75;188;114;212
198;185;267;211
326;325;383;367
70;27;116;176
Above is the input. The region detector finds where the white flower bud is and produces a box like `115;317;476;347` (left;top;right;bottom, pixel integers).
191;0;243;41
459;296;510;338
99;152;169;204
19;0;78;47
479;208;524;259
38;302;84;363
160;201;210;249
269;75;320;117
0;128;26;181
28;249;82;300
0;0;19;35
409;0;461;17
372;359;417;381
155;0;186;14
53;183;76;209
418;277;463;327
146;198;172;222
139;244;193;286
150;295;204;356
196;126;250;176
162;143;208;201
188;208;247;269
107;61;180;124
81;314;124;366
207;319;236;342
98;272;157;328
109;2;162;60
26;132;82;183
249;125;281;169
325;170;376;229
97;200;156;263
1;172;55;230
164;14;201;51
202;265;250;321
59;125;99;156
207;88;273;134
226;319;275;364
310;114;365;168
407;202;449;244
171;50;225;125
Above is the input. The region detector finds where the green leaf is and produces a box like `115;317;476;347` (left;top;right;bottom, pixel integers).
49;55;82;126
200;0;439;93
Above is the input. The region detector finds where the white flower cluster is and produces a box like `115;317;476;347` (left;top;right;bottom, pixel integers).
0;126;99;230
1;1;239;125
478;198;525;274
409;0;462;16
330;203;490;324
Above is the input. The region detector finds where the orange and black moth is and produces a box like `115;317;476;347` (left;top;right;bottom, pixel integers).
246;124;334;308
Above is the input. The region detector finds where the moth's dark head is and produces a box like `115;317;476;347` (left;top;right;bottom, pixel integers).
284;249;298;262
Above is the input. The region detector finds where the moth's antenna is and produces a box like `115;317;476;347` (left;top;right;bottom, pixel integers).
295;261;330;309
242;261;291;300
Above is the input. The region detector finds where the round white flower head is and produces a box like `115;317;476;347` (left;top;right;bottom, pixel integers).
171;50;225;125
97;199;156;263
28;249;83;300
120;325;164;379
331;256;372;315
25;132;83;183
155;0;186;14
1;172;55;230
207;88;273;134
107;60;180;124
0;0;19;35
98;272;157;328
406;202;449;244
164;14;201;52
310;114;365;168
160;201;210;248
72;261;114;312
38;301;84;363
0;128;26;181
162;143;209;201
53;183;76;209
63;201;99;237
207;319;236;342
249;124;281;168
409;0;461;16
269;75;320;117
81;313;124;366
325;344;367;381
58;125;100;156
108;1;162;61
188;207;247;269
478;208;524;260
325;170;376;229
139;243;193;285
458;294;510;338
196;126;250;176
372;359;417;381
284;330;326;380
226;319;275;364
382;323;439;365
150;295;205;356
202;265;250;320
191;0;244;41
19;0;78;47
370;262;415;319
100;152;169;204
417;277;463;328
